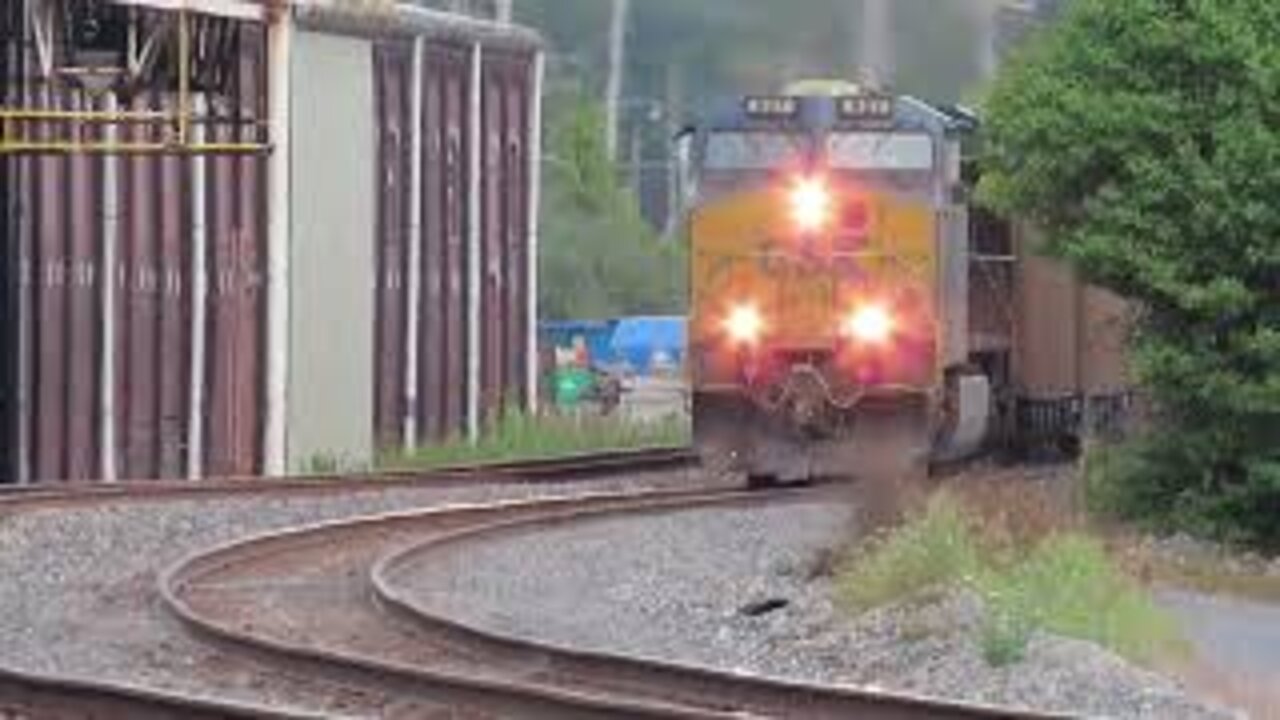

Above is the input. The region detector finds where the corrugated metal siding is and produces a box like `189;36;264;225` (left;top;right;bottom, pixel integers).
4;22;268;482
373;42;412;449
201;32;268;478
372;38;533;450
120;93;163;479
419;39;472;442
480;48;530;417
65;97;101;482
0;0;17;480
31;94;70;481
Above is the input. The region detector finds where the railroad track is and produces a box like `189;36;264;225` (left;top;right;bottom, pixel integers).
0;448;697;720
161;481;1051;719
2;449;1055;719
0;447;697;512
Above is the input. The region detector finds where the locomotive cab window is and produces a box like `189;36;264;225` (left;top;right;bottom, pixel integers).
825;133;934;171
702;132;808;171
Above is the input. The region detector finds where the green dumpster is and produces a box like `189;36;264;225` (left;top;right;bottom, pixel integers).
554;367;593;408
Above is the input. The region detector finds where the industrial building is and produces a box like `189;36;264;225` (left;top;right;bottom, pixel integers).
0;0;543;482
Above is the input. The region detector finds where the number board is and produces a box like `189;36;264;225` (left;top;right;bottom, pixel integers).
742;96;800;120
837;95;895;124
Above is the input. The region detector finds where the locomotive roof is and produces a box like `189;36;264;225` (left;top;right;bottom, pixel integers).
696;93;974;138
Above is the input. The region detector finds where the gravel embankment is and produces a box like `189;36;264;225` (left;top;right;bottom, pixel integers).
401;498;1237;719
0;470;700;717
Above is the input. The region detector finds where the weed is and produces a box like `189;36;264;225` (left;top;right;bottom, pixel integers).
980;594;1034;666
836;493;982;612
975;534;1187;666
299;452;365;476
381;408;690;470
836;482;1186;668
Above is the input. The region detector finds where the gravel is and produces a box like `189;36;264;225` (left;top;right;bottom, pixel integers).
399;497;1239;719
0;470;699;717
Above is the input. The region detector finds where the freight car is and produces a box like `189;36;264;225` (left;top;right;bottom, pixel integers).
682;79;1127;484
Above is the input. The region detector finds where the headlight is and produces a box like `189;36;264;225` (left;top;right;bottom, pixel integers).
789;177;831;233
843;304;894;345
724;303;764;346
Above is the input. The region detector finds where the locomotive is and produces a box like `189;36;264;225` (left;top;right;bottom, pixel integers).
684;80;992;483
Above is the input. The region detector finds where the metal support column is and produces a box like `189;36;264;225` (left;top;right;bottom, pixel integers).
525;51;543;414
264;8;292;475
466;41;483;442
403;36;425;450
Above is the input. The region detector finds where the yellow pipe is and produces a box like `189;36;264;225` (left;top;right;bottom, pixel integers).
0;109;268;126
0;109;170;121
0;141;270;155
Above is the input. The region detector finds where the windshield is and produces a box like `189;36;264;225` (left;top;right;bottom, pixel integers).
702;132;807;171
825;132;933;171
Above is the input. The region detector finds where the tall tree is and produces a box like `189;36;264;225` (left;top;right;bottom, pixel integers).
539;92;685;320
980;0;1280;546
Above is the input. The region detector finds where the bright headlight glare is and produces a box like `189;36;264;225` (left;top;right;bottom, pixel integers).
724;304;764;345
789;177;830;233
844;304;894;345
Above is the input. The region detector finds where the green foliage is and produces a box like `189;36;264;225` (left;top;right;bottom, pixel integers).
540;91;686;320
381;408;690;470
836;494;982;612
298;452;368;476
302;453;340;475
979;0;1280;547
979;534;1187;666
980;596;1035;666
837;494;1184;667
1088;436;1280;548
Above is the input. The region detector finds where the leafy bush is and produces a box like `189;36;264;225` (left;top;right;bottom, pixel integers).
1086;436;1280;550
836;491;1185;667
539;91;686;321
979;0;1280;548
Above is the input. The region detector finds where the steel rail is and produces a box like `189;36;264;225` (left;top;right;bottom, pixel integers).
0;664;316;719
0;446;697;511
160;485;1060;720
0;448;698;718
161;488;766;720
372;495;1061;720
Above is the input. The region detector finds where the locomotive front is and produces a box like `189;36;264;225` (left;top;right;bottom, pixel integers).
687;83;978;483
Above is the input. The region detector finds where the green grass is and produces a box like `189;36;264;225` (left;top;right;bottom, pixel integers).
837;494;983;611
380;409;691;470
977;534;1187;666
836;493;1187;667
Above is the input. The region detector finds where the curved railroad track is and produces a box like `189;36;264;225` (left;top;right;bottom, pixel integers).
0;448;698;720
0;447;697;512
161;480;1049;719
